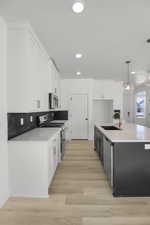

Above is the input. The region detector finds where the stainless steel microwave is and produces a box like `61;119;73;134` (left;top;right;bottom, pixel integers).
49;93;58;109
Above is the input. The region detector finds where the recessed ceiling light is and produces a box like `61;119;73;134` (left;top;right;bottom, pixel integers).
131;71;136;74
76;72;81;75
75;53;83;59
72;0;85;14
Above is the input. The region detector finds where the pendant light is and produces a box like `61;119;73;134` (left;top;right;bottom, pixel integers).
124;61;131;90
72;0;85;14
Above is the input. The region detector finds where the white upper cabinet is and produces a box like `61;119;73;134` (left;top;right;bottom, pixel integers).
50;62;56;94
7;22;61;112
7;25;30;112
49;60;61;108
50;62;60;95
27;31;50;111
48;60;53;93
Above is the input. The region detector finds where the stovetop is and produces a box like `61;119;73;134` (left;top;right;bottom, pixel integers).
37;114;65;128
40;123;64;128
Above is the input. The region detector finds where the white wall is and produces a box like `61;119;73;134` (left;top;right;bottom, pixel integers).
0;17;9;207
60;79;123;139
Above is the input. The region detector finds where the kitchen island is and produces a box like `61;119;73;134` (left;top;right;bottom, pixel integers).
94;123;150;197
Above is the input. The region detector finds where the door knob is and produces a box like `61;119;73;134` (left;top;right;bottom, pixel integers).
85;118;88;120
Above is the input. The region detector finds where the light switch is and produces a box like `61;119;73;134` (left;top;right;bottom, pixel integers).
20;118;24;126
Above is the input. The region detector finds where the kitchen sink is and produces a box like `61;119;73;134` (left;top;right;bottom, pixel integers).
101;126;120;130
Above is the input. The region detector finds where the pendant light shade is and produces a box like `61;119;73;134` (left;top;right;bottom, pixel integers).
124;61;131;91
72;0;85;13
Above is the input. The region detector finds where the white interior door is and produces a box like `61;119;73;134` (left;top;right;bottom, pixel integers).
70;94;88;139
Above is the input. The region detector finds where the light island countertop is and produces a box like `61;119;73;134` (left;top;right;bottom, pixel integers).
95;122;150;143
8;128;61;142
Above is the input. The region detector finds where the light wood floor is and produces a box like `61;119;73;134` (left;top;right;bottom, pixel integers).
1;140;150;225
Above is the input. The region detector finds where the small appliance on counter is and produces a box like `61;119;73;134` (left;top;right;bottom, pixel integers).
37;114;66;159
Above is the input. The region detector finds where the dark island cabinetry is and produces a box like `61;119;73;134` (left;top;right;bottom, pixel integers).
94;126;113;185
113;142;150;197
103;136;113;187
94;125;150;197
94;126;104;164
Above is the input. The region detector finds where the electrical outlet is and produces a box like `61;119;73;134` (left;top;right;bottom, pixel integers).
20;118;24;126
30;116;33;122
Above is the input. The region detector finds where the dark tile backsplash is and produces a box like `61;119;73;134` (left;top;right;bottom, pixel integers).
8;110;68;140
8;112;50;140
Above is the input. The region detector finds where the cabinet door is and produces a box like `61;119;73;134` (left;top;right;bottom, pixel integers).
56;133;61;162
99;132;104;163
28;35;40;110
56;72;61;107
48;61;53;93
94;126;97;151
50;63;56;94
48;139;58;184
94;127;103;162
48;135;60;185
94;127;99;153
48;144;53;185
103;137;113;186
52;138;58;172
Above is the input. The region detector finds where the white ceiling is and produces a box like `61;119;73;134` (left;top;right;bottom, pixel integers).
0;0;150;80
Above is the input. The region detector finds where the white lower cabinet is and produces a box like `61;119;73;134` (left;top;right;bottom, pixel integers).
48;134;60;185
52;138;58;173
65;121;72;141
9;131;61;198
48;144;53;185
